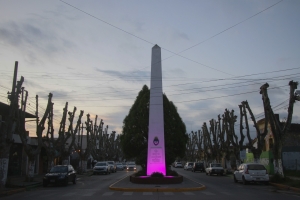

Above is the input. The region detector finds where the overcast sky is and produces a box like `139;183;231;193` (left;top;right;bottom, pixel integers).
0;0;299;138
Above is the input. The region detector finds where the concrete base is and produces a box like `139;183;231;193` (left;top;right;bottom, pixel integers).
130;175;183;184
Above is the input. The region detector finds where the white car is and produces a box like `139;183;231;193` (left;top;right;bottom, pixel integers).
93;162;110;175
206;163;224;176
184;162;193;170
107;161;117;173
234;163;269;185
116;163;124;171
126;162;137;171
174;162;183;168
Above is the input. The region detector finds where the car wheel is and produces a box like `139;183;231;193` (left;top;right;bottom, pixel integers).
234;175;238;183
64;179;68;186
206;172;208;175
242;176;248;185
209;172;212;176
73;177;76;184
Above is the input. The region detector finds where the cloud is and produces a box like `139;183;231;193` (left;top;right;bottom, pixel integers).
0;20;76;64
95;68;150;83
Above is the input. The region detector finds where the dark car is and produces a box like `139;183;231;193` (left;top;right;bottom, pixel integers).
43;165;76;187
192;162;205;172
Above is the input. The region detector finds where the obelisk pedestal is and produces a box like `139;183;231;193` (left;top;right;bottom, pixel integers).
147;45;166;175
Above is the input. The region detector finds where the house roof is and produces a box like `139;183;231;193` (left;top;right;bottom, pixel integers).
0;101;36;118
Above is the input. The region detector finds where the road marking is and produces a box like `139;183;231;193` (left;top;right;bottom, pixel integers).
143;192;153;195
220;191;232;195
123;192;133;195
164;192;174;195
102;192;114;196
183;192;195;195
62;193;76;196
201;191;216;195
82;192;95;196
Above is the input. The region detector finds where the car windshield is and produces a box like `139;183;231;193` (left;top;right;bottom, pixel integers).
117;163;122;165
247;164;266;170
50;166;68;173
95;162;106;166
196;163;203;166
128;162;135;165
188;163;193;166
211;164;221;167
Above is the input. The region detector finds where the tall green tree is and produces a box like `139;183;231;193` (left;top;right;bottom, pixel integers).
120;85;187;168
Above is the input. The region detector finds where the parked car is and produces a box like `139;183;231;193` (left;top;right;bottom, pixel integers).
116;163;124;171
234;163;269;185
43;165;76;187
192;162;205;172
184;162;193;170
205;163;224;176
107;161;117;173
126;162;137;171
93;161;110;175
174;162;183;168
122;162;127;169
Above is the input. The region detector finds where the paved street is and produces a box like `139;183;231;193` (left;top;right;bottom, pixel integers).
2;168;300;200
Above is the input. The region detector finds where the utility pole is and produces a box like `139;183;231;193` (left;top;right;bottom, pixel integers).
9;61;18;101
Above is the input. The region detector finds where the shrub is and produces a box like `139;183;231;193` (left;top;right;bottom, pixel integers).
151;172;164;177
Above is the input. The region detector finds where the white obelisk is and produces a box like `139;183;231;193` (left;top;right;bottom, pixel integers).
147;44;166;175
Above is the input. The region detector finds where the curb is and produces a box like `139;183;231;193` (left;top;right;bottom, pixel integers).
270;182;300;193
109;175;206;192
0;188;25;197
0;182;42;197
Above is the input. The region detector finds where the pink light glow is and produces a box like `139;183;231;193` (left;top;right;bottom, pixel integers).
147;163;166;175
138;176;176;178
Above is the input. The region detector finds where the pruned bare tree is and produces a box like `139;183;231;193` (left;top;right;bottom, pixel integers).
260;81;298;177
16;88;44;181
239;100;268;163
0;69;24;189
184;131;198;161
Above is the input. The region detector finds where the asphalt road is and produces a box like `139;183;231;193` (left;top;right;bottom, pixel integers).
2;167;300;200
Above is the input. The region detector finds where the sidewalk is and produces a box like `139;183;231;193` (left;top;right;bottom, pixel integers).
0;171;91;197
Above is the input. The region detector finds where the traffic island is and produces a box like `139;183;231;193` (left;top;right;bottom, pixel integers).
130;175;183;184
109;174;206;192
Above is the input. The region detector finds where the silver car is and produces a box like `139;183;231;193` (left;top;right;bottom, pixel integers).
107;161;117;173
93;162;110;175
234;163;269;185
116;163;124;171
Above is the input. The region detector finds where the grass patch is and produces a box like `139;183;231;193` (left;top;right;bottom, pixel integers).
284;170;300;178
271;174;300;188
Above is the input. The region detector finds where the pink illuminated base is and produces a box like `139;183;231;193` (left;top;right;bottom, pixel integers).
139;176;174;178
147;164;166;176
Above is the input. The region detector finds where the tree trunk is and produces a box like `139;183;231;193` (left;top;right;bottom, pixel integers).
80;160;87;172
0;157;9;189
47;159;54;172
26;160;35;182
273;141;284;176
